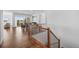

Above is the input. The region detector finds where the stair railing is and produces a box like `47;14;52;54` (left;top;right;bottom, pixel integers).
28;24;60;48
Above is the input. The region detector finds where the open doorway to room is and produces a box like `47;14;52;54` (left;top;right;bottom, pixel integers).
15;15;26;27
15;15;32;32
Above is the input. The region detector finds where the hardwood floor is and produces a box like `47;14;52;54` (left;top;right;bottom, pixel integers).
2;27;36;48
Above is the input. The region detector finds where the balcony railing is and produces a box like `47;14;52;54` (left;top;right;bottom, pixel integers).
28;24;60;48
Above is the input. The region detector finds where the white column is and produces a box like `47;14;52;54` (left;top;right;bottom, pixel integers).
12;13;16;27
0;10;3;44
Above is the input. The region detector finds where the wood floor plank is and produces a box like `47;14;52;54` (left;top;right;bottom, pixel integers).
2;27;36;48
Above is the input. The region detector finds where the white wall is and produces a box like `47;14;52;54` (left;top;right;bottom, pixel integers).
32;14;40;24
46;10;79;48
0;10;3;44
32;13;47;24
3;11;13;26
40;13;47;24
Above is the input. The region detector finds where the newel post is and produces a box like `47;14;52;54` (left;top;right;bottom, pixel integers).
58;39;60;48
39;26;41;32
47;28;51;48
28;24;32;40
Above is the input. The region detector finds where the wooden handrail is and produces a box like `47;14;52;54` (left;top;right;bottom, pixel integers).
49;30;60;41
49;30;60;48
